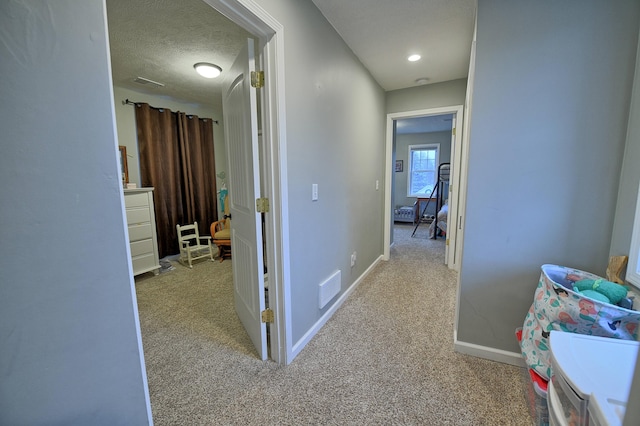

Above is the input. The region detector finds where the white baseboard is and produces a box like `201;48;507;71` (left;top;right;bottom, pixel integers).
291;255;384;359
453;330;525;367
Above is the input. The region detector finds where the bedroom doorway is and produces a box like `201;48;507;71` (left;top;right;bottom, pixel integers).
204;0;290;364
384;105;465;271
393;114;452;242
107;0;289;364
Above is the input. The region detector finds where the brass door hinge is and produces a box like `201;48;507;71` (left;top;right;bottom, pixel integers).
251;71;264;88
261;308;274;323
446;239;450;246
452;127;456;136
256;198;270;213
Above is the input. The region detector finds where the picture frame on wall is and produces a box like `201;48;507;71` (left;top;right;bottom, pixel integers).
395;160;403;172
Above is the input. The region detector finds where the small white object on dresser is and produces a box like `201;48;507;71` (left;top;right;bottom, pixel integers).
124;188;161;276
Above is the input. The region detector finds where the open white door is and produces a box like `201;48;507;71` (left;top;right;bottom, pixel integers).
222;38;268;360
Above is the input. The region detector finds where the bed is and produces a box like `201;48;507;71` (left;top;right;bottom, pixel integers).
428;163;450;239
429;201;448;238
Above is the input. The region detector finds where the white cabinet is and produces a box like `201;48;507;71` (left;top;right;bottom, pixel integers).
548;331;639;426
124;188;160;276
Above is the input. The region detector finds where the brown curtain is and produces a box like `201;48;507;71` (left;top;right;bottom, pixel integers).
135;103;218;258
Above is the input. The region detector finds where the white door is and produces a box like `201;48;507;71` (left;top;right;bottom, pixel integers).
222;38;268;360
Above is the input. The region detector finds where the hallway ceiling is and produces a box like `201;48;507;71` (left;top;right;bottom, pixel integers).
106;0;475;112
311;0;476;91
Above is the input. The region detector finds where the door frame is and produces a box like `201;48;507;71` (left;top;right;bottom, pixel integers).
384;105;465;271
202;0;291;364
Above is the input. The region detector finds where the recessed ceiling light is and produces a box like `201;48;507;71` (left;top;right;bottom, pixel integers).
415;78;430;85
408;54;421;62
194;63;222;78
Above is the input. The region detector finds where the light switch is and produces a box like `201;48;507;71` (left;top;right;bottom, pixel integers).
376;180;379;190
312;183;318;201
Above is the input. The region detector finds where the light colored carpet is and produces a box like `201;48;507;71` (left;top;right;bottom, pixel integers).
135;224;532;425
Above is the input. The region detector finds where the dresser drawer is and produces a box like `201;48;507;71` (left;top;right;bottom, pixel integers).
132;253;158;275
125;192;151;208
126;207;151;225
128;223;153;242
130;239;154;257
124;189;159;276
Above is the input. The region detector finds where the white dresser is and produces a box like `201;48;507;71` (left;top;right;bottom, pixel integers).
124;188;160;276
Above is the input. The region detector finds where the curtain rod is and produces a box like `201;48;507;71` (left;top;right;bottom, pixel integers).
123;99;219;125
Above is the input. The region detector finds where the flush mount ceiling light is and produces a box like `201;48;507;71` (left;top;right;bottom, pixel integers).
194;62;222;78
407;54;421;62
415;78;430;85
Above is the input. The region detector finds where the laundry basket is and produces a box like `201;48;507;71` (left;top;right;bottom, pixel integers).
520;264;640;380
516;328;549;426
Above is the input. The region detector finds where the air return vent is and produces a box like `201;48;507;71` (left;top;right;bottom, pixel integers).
319;270;341;309
133;76;164;88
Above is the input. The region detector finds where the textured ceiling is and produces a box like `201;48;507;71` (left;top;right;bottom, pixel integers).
311;0;475;91
107;0;475;113
106;0;251;112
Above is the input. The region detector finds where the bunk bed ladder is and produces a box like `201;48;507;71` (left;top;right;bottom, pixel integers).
411;162;450;238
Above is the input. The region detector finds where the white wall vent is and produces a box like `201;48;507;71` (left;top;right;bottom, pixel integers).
319;270;341;309
133;76;165;88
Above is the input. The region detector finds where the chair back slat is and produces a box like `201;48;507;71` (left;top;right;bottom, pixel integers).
177;222;203;246
176;221;213;267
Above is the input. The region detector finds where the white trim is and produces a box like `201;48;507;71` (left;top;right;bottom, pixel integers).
201;0;291;365
106;6;153;417
406;143;440;198
264;28;293;366
291;255;384;359
384;106;464;264
444;117;455;266
453;331;525;367
446;114;461;270
454;10;477;348
383;119;394;261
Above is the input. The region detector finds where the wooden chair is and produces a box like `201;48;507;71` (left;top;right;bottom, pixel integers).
210;218;231;262
607;255;628;284
211;193;231;262
176;221;214;268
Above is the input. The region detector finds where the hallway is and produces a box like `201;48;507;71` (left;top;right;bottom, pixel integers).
135;223;530;425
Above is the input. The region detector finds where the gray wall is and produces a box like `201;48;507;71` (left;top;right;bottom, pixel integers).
386;78;467;114
394;132;452;214
0;1;152;424
611;34;640;260
254;0;386;343
457;0;640;353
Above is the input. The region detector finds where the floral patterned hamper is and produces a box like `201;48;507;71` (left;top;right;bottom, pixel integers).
520;264;640;380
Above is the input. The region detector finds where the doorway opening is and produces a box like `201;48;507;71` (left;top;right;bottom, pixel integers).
393;114;453;242
107;0;290;365
384;105;465;271
189;0;290;364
